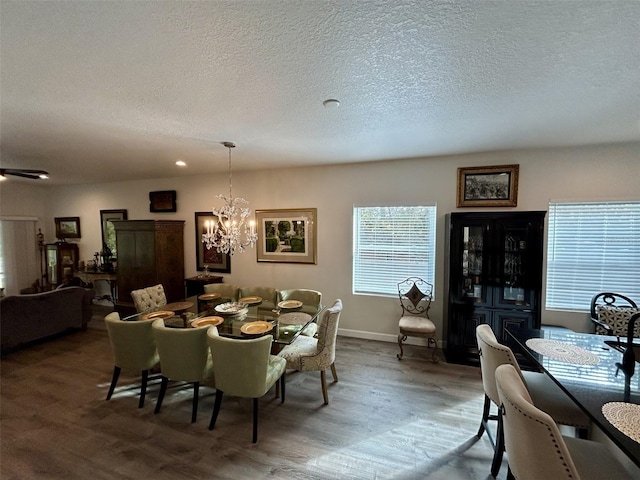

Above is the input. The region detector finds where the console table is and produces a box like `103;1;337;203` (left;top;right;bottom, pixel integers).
74;271;118;304
185;275;223;297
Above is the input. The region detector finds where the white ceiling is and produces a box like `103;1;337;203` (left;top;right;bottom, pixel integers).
1;1;639;185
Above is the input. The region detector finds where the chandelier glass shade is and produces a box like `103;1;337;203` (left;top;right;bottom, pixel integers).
202;142;257;255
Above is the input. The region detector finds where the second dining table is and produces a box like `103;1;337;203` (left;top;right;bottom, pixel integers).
124;293;324;353
506;325;640;468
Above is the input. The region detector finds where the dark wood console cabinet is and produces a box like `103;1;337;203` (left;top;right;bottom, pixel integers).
444;211;546;366
112;220;185;307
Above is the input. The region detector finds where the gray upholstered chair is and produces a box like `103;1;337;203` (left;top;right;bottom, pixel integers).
397;277;437;361
277;299;342;405
590;292;639;337
130;284;167;314
239;286;279;310
151;319;215;422
104;311;160;408
279;288;322;337
203;283;239;303
495;364;634;480
476;324;590;477
207;330;286;443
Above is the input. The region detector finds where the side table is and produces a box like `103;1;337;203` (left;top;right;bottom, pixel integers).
185;275;223;297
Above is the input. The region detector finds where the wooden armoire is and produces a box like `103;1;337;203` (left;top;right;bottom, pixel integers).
112;220;185;310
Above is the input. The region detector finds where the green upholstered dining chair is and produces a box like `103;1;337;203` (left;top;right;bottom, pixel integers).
495;364;634;480
277;299;342;405
207;330;286;443
130;284;167;313
239;286;279;310
104;311;160;408
202;283;239;303
279;288;322;337
151;319;215;423
476;324;590;477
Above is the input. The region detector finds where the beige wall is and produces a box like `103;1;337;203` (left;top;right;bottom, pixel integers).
2;142;639;345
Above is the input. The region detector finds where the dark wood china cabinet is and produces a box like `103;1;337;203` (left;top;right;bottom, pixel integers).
444;211;546;366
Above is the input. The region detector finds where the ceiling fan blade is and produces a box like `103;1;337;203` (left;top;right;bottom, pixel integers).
1;168;49;179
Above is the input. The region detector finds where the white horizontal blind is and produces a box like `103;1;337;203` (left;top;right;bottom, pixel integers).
546;201;640;311
353;206;436;296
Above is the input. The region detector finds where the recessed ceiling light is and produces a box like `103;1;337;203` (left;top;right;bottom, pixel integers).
176;160;187;167
322;98;340;108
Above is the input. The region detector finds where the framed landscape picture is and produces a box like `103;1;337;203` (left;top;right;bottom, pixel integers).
54;217;81;239
457;164;519;207
255;208;317;264
194;212;231;273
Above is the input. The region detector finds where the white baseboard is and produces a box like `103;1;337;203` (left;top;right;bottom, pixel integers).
337;328;443;349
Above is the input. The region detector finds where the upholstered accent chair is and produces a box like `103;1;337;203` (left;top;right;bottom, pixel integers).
239;286;279;310
397;277;437;361
104;311;160;408
130;284;167;314
590;292;639;337
203;283;239;303
279;288;323;337
476;324;589;477
495;364;634;480
277;299;342;405
151;319;215;423
207;330;286;443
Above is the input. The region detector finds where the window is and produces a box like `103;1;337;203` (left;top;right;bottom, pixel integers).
353;205;437;296
546;201;640;311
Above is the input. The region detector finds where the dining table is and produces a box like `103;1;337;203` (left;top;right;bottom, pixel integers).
506;326;640;468
123;294;324;353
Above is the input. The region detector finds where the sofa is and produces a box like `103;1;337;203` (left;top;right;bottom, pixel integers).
0;286;94;353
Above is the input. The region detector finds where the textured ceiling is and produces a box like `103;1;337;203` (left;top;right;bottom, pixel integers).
1;0;639;185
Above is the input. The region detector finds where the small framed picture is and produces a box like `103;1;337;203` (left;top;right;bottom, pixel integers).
149;190;177;212
195;212;231;273
54;217;81;239
255;208;317;264
457;164;519;207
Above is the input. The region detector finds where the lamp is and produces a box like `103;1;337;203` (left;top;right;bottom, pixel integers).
202;142;257;255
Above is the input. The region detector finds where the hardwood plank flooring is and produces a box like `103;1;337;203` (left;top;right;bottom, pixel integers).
1;308;507;479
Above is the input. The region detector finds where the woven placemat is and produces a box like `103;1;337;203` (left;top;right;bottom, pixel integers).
278;312;312;325
525;338;600;365
602;402;640;444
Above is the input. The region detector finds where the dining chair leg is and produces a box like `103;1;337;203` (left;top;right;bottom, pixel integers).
477;394;491;438
280;374;285;404
106;366;121;400
491;406;505;477
209;390;223;430
397;334;406;360
321;370;329;405
330;363;338;382
155;376;169;414
139;369;149;408
252;398;259;444
191;382;199;423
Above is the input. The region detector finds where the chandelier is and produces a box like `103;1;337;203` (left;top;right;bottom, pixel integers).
202;142;257;255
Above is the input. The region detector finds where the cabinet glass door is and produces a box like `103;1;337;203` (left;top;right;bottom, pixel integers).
495;223;534;307
46;247;58;284
460;224;487;303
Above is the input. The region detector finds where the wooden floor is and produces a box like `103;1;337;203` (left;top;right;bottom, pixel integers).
1;307;507;480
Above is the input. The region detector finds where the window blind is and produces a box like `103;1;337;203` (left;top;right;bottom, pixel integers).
353;206;436;296
546;201;640;311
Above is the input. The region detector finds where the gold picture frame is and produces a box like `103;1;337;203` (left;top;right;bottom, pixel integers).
457;164;519;207
255;208;317;264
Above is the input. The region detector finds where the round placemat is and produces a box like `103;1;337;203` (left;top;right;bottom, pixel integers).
602;402;640;444
525;338;600;365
